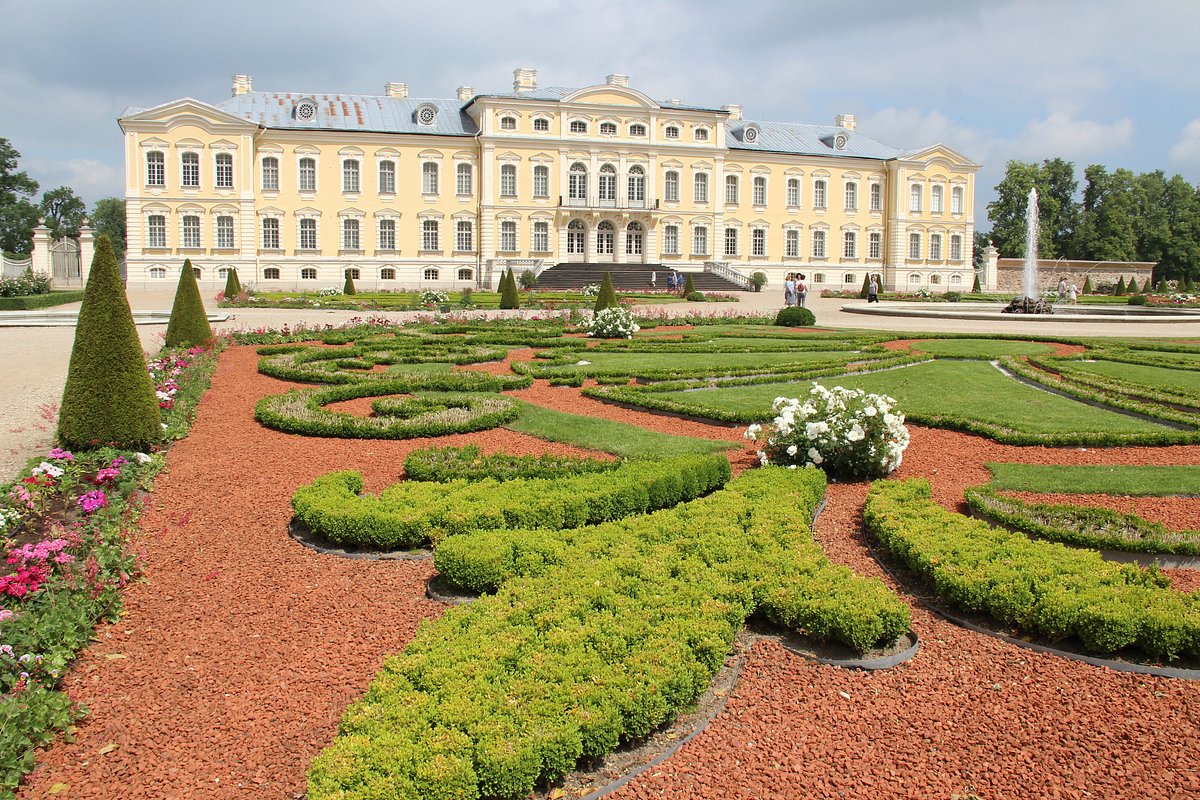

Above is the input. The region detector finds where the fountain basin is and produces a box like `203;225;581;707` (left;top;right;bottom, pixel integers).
842;301;1200;323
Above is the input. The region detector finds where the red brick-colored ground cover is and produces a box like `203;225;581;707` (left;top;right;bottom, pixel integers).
17;345;1200;799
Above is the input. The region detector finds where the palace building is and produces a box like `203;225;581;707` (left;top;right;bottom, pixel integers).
118;70;981;292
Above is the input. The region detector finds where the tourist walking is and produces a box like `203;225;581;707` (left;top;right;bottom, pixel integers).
1057;277;1068;303
649;270;656;288
784;274;796;307
1069;280;1079;304
868;275;879;303
796;274;809;307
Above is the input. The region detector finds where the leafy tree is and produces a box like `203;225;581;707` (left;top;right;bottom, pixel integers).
1075;166;1139;261
91;197;127;259
0;138;39;254
987;161;1056;259
593;272;619;311
519;269;538;290
499;267;519;309
40;186;87;240
973;231;991;269
58;235;161;451
165;259;213;347
1040;158;1080;257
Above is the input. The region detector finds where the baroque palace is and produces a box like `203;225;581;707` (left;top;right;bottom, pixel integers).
119;70;980;292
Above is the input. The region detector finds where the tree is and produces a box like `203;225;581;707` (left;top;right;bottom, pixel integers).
165;259;213;347
1075;165;1139;261
343;272;356;295
682;273;697;296
40;186;87;240
223;268;242;299
987;161;1056;259
0;138;39;254
499;267;519;309
92;197;127;259
1040;158;1081;258
58;235;161;451
1082;276;1093;294
971;273;981;293
593;272;619;311
973;231;991;269
1114;276;1126;296
858;274;871;298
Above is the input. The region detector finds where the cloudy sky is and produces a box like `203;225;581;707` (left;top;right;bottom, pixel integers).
3;0;1198;228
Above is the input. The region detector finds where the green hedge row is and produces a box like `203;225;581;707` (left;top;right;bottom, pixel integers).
403;445;618;483
0;290;86;310
308;467;909;799
1037;358;1200;411
866;479;1200;661
257;340;509;384
291;453;731;549
965;485;1200;556
511;353;863;384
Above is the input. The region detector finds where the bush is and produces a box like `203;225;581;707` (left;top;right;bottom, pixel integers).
745;385;910;480
1114;276;1127;296
972;274;982;292
750;271;768;292
499;268;519;309
0;269;52;298
682;273;697;296
58;236;163;451
942;291;962;302
343;274;356;295
1127;294;1148;306
773;306;816;327
223;268;241;299
403;445;617;483
593;272;619;311
684;291;706;302
586;307;640;339
1082;276;1093;294
859;274;871;298
419;289;449;306
164;259;213;348
519;269;538;290
0;290;85;310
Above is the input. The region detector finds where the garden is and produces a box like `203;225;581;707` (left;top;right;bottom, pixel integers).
3;242;1200;799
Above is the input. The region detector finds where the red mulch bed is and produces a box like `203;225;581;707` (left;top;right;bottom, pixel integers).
997;491;1200;532
17;346;1200;800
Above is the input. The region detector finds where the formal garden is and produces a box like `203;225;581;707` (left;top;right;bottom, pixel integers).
1;239;1199;799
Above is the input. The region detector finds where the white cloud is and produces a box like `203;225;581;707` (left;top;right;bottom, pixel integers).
25;159;124;207
1169;120;1200;175
1006;112;1134;162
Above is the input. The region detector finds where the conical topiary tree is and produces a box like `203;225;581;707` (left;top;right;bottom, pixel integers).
971;273;982;293
683;273;697;296
593;271;619;312
165;259;213;348
1128;276;1141;294
1114;276;1127;296
859;274;871;298
222;268;242;300
499;267;520;309
1185;274;1196;292
1156;278;1167;293
58;235;162;452
344;272;357;295
1082;276;1093;294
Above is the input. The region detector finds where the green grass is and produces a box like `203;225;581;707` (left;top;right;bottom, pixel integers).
987;463;1200;496
383;362;453;374
908;338;1058;358
506;401;733;458
1060;360;1200;395
539;350;857;374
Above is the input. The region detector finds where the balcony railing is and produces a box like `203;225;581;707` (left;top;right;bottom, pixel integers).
559;196;659;211
704;260;753;289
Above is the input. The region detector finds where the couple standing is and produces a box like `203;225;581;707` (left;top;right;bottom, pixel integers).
784;273;808;307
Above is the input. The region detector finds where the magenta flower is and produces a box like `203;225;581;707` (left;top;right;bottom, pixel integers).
77;490;108;515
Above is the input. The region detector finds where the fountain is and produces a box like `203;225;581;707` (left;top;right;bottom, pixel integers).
1001;187;1053;314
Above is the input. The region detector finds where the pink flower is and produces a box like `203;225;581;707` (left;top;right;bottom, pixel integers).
77;490;108;515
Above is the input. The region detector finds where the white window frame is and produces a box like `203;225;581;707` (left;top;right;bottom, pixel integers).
753;176;767;206
500;116;517;130
181;152;200;188
664;125;680;139
910;184;922;212
868;231;882;259
261;157;279;191
724;227;739;257
298;157;317;193
532;220;549;252
421;219;439;251
342;218;360;250
301;267;317;280
147;214;166;248
813;179;827;210
785;228;799;258
500;163;517;197
215;153;233;189
844;182;857;211
930;233;943;260
725;174;739;205
569;120;588;134
629;123;647;137
909;232;922;259
499;219;517;252
751;227;766;257
951;234;963;261
533;165;549;198
261;217;280;250
694;172;709;204
931;185;944;213
786;178;800;207
692;225;709;256
664;170;679;202
299;218;318;250
215;215;235;249
378;218;396;250
456;162;473;196
843;231;856;259
343;159;360;193
147;151;165;187
663;224;679;255
811;229;827;259
456;220;473;252
181;214;201;248
869;182;882;211
422;161;440;195
378;160;396;194
951;186;964;214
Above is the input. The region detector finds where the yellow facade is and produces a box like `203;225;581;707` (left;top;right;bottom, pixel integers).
119;71;980;291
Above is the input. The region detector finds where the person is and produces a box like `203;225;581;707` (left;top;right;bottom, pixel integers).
783;273;796;307
649;270;656;288
1057;277;1068;303
666;271;675;291
796;274;808;307
1069;280;1079;304
868;275;879;303
672;269;681;293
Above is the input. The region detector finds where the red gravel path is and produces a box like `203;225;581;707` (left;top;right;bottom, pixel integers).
17;344;1200;799
996;491;1200;532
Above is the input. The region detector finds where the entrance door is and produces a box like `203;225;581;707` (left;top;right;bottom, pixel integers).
625;222;644;263
596;220;615;262
565;219;586;263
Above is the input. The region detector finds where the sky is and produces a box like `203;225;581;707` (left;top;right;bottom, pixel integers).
2;0;1199;230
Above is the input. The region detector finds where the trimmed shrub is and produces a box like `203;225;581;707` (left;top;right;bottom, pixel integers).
684;291;706;302
499;268;520;309
682;273;697;296
1186;274;1197;292
165;259;213;348
859;274;871;298
750;271;768;292
58;235;162;451
1082;276;1093;294
519;269;538;290
1156;278;1167;293
593;271;619;312
773;306;816;327
223;268;241;299
344;274;357;295
971;274;982;292
1114;276;1127;296
1127;294;1147;306
0;290;85;310
403;445;617;483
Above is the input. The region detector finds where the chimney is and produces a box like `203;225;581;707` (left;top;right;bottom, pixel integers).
385;82;408;99
835;113;857;131
231;74;253;96
605;73;630;88
665;98;682;105
722;104;743;121
513;68;538;93
456;85;475;102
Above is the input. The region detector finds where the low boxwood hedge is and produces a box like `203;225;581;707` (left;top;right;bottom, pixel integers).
0;290;86;310
403;445;618;483
866;478;1200;661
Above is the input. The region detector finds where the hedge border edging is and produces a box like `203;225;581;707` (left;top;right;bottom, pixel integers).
287;518;432;561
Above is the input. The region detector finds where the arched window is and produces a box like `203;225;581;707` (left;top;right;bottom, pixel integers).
950;273;963;285
456;163;473;195
751;228;765;256
724;227;738;257
811;229;827;259
567;218;585;254
380;267;396;280
570;120;588;133
181;215;201;248
694;172;709;203
910;184;922;212
342;218;360;250
951;234;963;261
422;161;439;194
456;220;473;251
500;116;517;130
378;218;396;250
870;183;882;211
753;176;767;206
149;267;166;279
930;273;942;285
930;233;943;260
626;221;643;255
598;164;616;202
533;165;549;197
301;267;317;280
908;272;922;284
378;160;395;194
629;123;646;137
869;231;882;259
725;174;739;205
844;182;857;211
298;157;316;192
499;219;517;252
600;121;617;136
215;153;234;188
663;224;680;255
532;220;549;252
692;225;709;255
787;178;800;207
951;186;964;214
146;151;165;186
813;179;827;209
664;170;679;202
627;165;645;202
147;215;166;248
261;157;279;191
931;185;944;213
500;163;517;197
345;267;361;280
843;231;856;259
423;267;440;281
422;219;439;250
785;228;799;257
909;232;921;259
533;118;550;132
216;215;234;249
263;267;281;280
342;159;360;193
596;220;615;254
665;125;680;139
568;163;587;201
181;152;200;188
458;268;474;281
694;127;709;141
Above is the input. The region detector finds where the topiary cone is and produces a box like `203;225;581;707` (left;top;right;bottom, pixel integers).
1114;276;1126;296
683;273;696;296
594;271;619;312
344;274;357;295
500;267;520;309
223;268;241;300
58;235;162;451
1082;276;1093;294
1185;274;1196;292
972;274;981;293
859;274;871;298
165;258;213;348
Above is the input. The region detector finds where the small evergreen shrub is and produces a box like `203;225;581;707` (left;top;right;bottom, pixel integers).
1114;276;1127;296
343;274;356;295
1127;294;1148;306
682;273;697;295
1082;276;1093;294
499;268;520;309
773;306;816;327
165;259;213;348
859;274;871;298
1156;278;1167;293
942;291;962;302
971;274;982;292
685;291;706;302
519;269;538;290
223;268;241;299
593;272;620;311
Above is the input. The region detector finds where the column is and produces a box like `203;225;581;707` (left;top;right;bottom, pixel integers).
77;221;95;285
31;221;52;279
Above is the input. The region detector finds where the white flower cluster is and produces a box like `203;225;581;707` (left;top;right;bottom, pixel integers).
420;290;450;305
30;461;64;479
744;384;909;480
317;287;340;297
0;506;21;533
586;307;640;339
581;284;601;297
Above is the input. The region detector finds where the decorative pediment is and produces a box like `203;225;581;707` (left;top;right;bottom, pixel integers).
119;98;255;134
896;144;981;169
561;85;659;109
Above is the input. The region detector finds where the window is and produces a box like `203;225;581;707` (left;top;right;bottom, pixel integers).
262;157;279;191
950;273;963;285
694;172;708;203
147;152;165;186
533;165;549;197
787;178;800;207
301;267;317;280
149;267;166;279
300;218;317;250
753;176;767;206
567;219;585;254
263;267;281;280
456;220;473;251
786;229;799;258
500;116;517;130
665;125;680;139
812;229;826;259
724;227;738;257
422;219;439;250
343;159;360;193
342;218;360;250
182;215;200;248
869;231;882;259
844;182;857;211
692;225;708;256
725;175;739;205
910;184;922;212
627;165;645;202
500;163;516;197
909;273;922;284
626;222;643;255
457;163;472;195
570;120;588;133
600;121;617;136
181;152;200;188
422;162;439;194
299;158;316;192
458;268;473;281
663;224;679;255
598;164;616;201
380;267;396;280
192;267;203;279
664;170;679;202
378;218;396;250
147;215;166;247
752;228;766;256
869;183;882;211
596;220;614;254
569;163;587;200
629;123;646;137
844;273;856;284
951;234;963;261
930;233;942;260
694;127;709;141
930;274;942;285
345;268;360;280
813;273;825;283
843;231;856;259
532;220;549;252
216;216;234;249
423;268;439;281
813;179;827;210
932;185;944;213
215;153;233;188
500;220;517;252
533;118;549;132
378;160;395;194
261;218;280;249
909;232;921;259
951;186;964;214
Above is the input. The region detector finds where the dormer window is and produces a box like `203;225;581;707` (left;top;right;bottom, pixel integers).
600;121;617;136
834;132;848;150
629;123;646;137
570;120;588;133
293;98;318;122
415;103;438;126
742;124;760;144
665;125;680;139
694;127;709;141
500;116;517;130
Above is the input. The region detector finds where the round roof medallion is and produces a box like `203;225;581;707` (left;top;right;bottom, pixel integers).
744;125;759;143
295;99;318;122
834;133;849;150
417;105;437;125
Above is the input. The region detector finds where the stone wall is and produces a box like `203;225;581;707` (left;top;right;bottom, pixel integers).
995;259;1155;295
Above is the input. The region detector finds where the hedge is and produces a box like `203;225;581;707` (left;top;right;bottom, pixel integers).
0;290;85;310
257;340;511;384
292;453;732;549
308;467;909;799
866;479;1200;661
403;445;618;483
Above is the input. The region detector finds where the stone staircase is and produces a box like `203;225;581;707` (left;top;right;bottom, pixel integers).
534;263;748;293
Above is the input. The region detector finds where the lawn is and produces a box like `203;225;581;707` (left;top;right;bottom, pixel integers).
986;463;1200;495
537;350;859;374
907;338;1059;358
1060;359;1200;395
506;401;734;458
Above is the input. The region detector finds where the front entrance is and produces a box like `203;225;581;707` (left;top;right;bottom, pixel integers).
625;221;644;263
596;220;616;263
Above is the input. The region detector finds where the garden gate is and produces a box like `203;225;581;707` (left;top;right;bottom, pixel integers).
49;238;81;283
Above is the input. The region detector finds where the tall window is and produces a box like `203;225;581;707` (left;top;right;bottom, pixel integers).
787;178;800;207
909;232;921;259
869;182;882;211
457;163;473;195
596;220;614;254
664;171;679;202
951;234;963;261
844;182;857;211
181;152;200;188
343;159;360;193
261;217;280;249
812;229;826;259
499;220;517;252
422;162;439;194
261;157;279;191
378;218;396;250
598;164;616;202
930;233;943;260
456;220;473;251
216;216;234;249
299;158;316;192
813;179;827;210
500;164;517;197
753;176;766;206
215;153;233;188
752;228;766;256
692;225;708;256
725;175;739;205
182;215;200;248
843;231;856;259
422;219;439;250
147;215;166;247
532;220;549;251
785;228;799;257
869;231;882;259
378;161;395;194
932;185;944;213
663;224;679;255
300;218;317;250
951;186;964;214
569;163;587;201
724;227;738;257
343;218;360;250
533;165;549;197
626;222;643;255
910;184;922;212
694;172;708;203
567;219;585;254
627;165;645;202
147;152;165;186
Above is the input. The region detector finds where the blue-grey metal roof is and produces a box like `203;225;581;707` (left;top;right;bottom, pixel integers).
727;120;900;160
213;93;478;136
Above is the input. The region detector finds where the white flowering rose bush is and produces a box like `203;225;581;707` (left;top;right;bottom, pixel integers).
587;307;640;339
744;384;910;481
420;290;450;305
